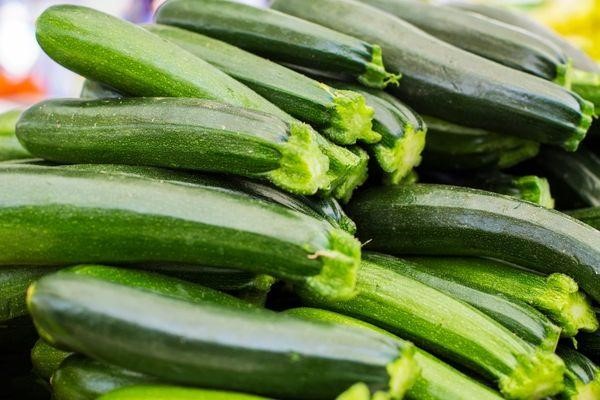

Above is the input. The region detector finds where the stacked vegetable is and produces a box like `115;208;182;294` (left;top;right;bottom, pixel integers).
2;0;600;399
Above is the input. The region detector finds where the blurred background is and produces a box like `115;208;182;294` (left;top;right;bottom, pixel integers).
0;0;596;112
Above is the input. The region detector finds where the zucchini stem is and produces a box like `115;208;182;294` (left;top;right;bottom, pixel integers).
331;146;370;203
358;45;401;89
374;125;426;184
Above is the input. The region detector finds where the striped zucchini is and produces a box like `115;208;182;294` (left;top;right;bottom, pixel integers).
271;0;594;152
0;109;30;162
145;24;379;145
0;164;361;300
31;339;71;380
1;266;56;322
568;207;600;230
557;347;600;400
297;253;566;400
99;386;269;400
17;97;330;195
347;184;600;304
28;271;418;399
155;0;399;89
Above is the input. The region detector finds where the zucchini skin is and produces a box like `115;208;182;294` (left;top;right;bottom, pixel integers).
155;0;398;89
31;339;71;380
99;386;270;400
0;265;56;322
347;183;600;304
145;24;379;146
17;97;330;196
297;253;566;400
0;164;360;301
286;307;504;400
271;0;594;152
29;272;417;399
568;207;600;230
359;0;570;84
557;347;600;400
0;109;30;162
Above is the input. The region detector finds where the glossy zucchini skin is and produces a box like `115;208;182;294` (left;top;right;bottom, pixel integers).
347;184;600;304
360;0;570;84
0;265;56;322
31;339;71;380
271;0;594;152
286;307;504;400
29;272;417;400
155;0;398;89
568;207;600;230
557;347;600;400
145;24;379;146
0;164;360;301
297;253;565;400
0;109;30;162
99;386;270;400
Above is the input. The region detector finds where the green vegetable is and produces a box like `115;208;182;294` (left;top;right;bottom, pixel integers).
31;339;71;380
1;265;56;322
99;386;270;400
145;24;379;145
347;184;600;304
155;0;399;89
17;97;330;195
29;271;418;399
0;109;30;162
0;164;361;301
557;347;600;400
286;307;504;400
297;253;566;400
568;207;600;230
271;0;594;152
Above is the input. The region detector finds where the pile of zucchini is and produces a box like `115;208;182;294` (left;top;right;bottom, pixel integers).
3;0;600;399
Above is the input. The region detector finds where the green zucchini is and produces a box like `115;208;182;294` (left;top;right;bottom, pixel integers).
29;271;418;399
1;265;56;322
568;207;600;230
421;171;555;208
0;109;30;162
99;386;270;400
31;339;71;380
297;253;566;400
145;24;379;146
557;347;600;400
17;97;331;195
347;183;600;304
155;0;399;89
271;0;594;152
359;0;571;86
0;164;361;301
286;307;504;400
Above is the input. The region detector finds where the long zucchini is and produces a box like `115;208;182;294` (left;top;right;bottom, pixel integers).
145;24;379;146
0;109;30;162
403;257;598;337
568;207;600;230
99;386;270;400
557;347;600;400
28;271;418;399
297;253;566;400
1;265;56;322
155;0;399;89
347;183;600;304
271;0;594;152
31;339;71;380
17;97;330;195
286;307;504;400
0;164;361;301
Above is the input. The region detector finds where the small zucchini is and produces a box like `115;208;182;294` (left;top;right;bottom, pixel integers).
347;184;600;304
99;386;270;400
0;164;361;301
0;109;30;162
155;0;399;89
286;307;505;400
297;253;566;400
145;24;379;146
1;265;56;322
568;207;600;230
272;0;594;152
557;347;600;400
31;339;71;380
29;271;418;399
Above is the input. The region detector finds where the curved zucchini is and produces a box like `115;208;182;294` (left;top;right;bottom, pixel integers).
403;257;597;337
271;0;594;152
29;271;418;399
347;184;600;304
557;347;600;400
145;24;379;146
155;0;398;89
1;265;57;322
286;307;504;400
31;339;71;380
99;386;269;400
0;109;30;162
297;253;566;400
0;164;361;301
568;207;600;230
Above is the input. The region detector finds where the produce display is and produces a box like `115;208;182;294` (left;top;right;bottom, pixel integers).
2;0;600;399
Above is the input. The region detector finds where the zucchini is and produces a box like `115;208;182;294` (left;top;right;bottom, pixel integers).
0;109;30;162
28;271;418;399
31;339;71;380
359;0;571;86
99;386;269;400
155;0;399;89
421;171;555;208
297;253;566;400
271;0;594;152
568;207;600;230
1;265;56;322
145;24;379;146
347;183;600;304
557;347;600;400
0;164;361;301
286;307;504;400
17;97;330;196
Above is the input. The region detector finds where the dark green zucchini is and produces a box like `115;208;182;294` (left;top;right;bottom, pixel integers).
297;253;566;400
286;307;505;400
0;164;361;301
99;386;270;400
557;347;600;400
31;339;71;380
359;0;571;85
145;24;379;146
347;183;600;304
28;271;418;399
567;207;600;230
0;109;30;162
271;0;594;152
155;0;399;89
1;265;57;322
